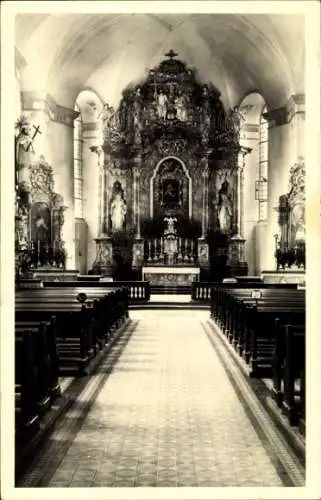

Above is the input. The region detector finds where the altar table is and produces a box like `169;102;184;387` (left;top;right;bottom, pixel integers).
142;265;200;286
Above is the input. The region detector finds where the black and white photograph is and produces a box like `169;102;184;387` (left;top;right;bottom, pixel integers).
1;1;321;499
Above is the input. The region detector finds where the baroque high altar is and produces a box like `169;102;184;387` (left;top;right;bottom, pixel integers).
92;50;250;282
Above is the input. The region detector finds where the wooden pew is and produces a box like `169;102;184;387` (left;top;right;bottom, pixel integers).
245;304;305;377
210;286;305;377
15;331;40;445
211;287;304;344
16;304;93;375
210;285;306;427
15;286;129;455
15;320;60;409
281;325;305;427
16;287;129;375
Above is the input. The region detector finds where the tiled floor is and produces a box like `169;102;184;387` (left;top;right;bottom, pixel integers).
18;310;304;488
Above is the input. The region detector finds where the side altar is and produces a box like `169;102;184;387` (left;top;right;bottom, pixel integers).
90;50;250;280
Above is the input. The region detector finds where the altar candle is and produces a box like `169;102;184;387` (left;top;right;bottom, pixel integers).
37;240;40;264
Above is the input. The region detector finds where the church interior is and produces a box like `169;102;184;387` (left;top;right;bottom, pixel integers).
10;10;313;493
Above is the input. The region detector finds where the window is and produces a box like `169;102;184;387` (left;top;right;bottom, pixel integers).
74;103;83;218
257;106;268;220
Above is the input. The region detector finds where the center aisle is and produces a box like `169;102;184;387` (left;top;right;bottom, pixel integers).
23;311;292;487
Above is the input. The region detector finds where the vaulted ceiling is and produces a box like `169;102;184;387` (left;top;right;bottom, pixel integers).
15;13;305;111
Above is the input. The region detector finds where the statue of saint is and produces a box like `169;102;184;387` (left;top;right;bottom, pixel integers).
174;92;187;122
218;193;232;233
110;193;127;231
33;209;50;241
157;90;168;119
217;177;233;233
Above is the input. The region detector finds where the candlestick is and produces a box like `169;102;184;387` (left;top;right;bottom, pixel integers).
184;238;189;262
37;239;40;267
148;240;152;262
153;239;158;262
178;237;183;263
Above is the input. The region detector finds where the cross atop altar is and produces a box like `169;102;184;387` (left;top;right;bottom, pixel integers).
163;216;178;266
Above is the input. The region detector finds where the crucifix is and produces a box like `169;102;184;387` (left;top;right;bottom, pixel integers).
25;124;42;152
165;49;178;60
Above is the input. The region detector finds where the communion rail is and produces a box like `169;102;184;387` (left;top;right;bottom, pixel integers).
41;280;151;303
191;281;300;301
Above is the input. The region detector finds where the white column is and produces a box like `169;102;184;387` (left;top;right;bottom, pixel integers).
263;95;305;270
133;170;137;226
201;165;208;237
49;120;75;269
90;145;105;236
133;158;141;238
237;147;251;238
84;134;101;269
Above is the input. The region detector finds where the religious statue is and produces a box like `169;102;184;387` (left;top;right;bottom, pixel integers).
291;202;305;242
166;84;177;120
174;91;187;122
231;106;245;135
218;193;233;233
110;192;127;231
35;215;49;240
164;216;177;235
99;103;115;127
156;90;168;119
217;176;233;233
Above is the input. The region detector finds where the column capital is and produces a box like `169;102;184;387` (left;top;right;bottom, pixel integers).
90;146;104;169
239;145;252;157
90;145;104;155
21;91;79;127
263;93;305;128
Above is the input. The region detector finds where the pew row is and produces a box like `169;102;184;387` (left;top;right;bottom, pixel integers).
15;286;129;448
210;285;305;430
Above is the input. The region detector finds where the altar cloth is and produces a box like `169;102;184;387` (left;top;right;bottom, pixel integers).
142;265;200;286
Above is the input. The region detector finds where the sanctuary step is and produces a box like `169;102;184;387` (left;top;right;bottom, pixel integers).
150;284;191;295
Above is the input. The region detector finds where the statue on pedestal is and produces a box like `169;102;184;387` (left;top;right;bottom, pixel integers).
110;192;127;232
174;91;187;122
156;90;168;120
217;176;233;234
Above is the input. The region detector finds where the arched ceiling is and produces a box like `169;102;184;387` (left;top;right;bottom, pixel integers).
15;13;304;111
